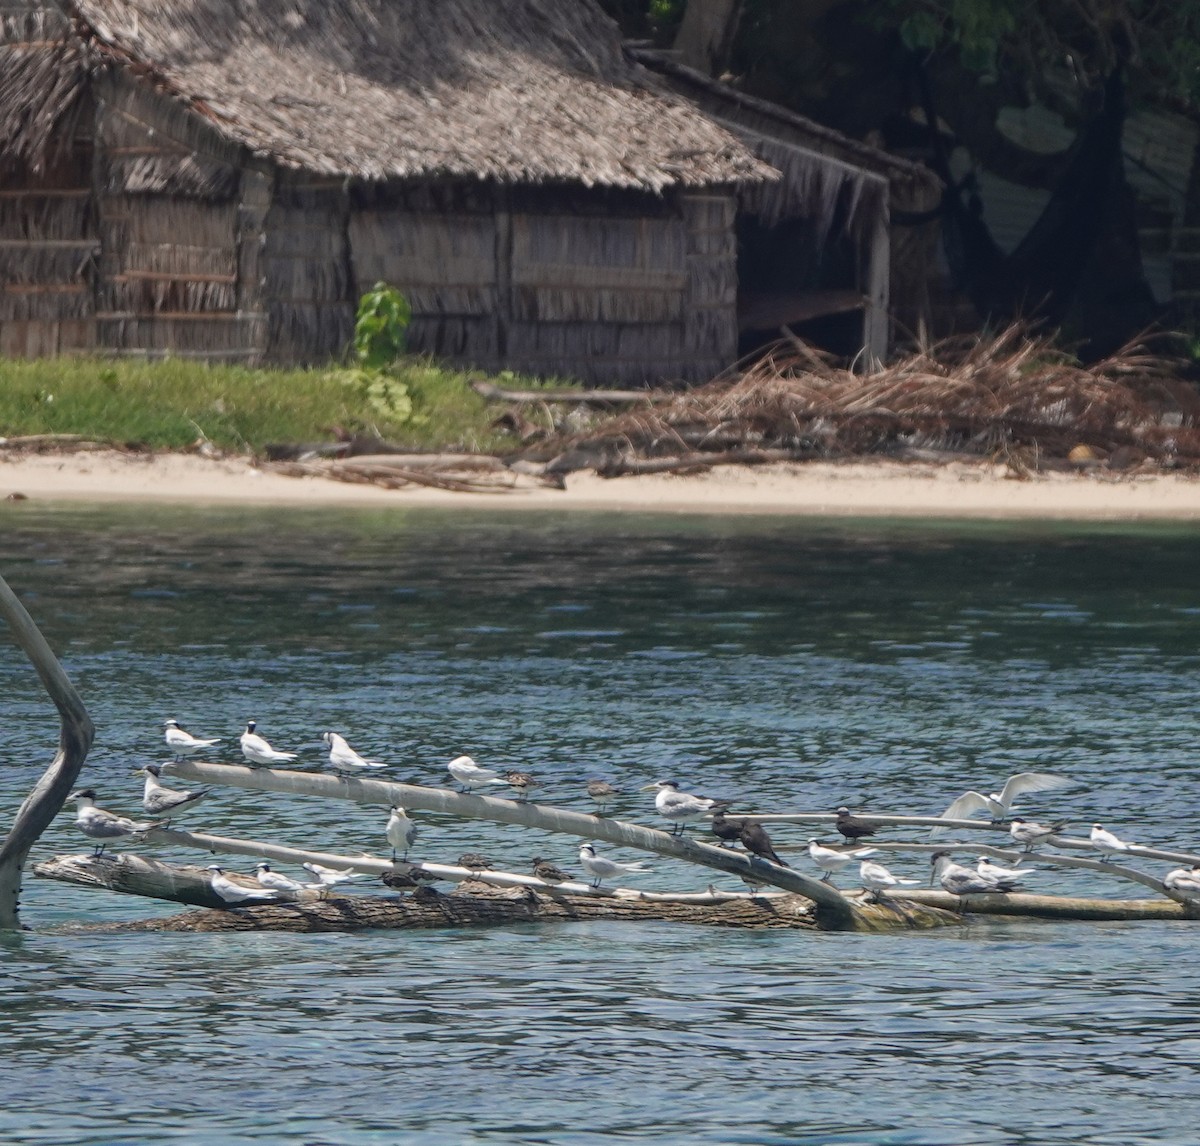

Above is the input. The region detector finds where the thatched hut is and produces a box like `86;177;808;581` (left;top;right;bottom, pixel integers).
631;50;946;357
1;1;904;382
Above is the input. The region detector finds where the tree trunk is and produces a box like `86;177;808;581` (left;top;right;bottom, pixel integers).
0;572;94;930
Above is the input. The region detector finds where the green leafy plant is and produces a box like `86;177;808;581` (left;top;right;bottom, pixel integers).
353;282;411;369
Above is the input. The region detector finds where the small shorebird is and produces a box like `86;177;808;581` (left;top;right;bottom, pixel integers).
1009;817;1068;852
457;852;495;873
709;807;744;847
586;779;621;815
323;732;386;776
385;806;417;861
207;866;280;904
240;720;297;766
644;780;719;836
66;789;165;856
530;857;574;885
835;807;877;843
807;839;877;883
139;764;210;818
739;820;788;867
976;856;1035;884
1090;823;1134;859
302;862;372;888
162;719;221;760
447;755;507;793
1164;865;1200;896
859;859;918;901
254;863;311;893
577;843;653;888
503;770;537;801
932;852;1019;895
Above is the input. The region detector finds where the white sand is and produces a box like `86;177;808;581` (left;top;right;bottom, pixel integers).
3;449;1200;519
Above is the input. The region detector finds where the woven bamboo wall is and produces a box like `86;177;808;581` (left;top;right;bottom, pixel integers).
348;181;499;366
0;4;96;356
93;76;264;359
264;176;353;362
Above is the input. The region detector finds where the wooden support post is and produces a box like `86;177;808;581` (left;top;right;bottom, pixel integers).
161;760;869;929
0;573;95;930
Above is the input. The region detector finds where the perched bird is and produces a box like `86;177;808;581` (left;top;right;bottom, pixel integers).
139;764;210;818
530;857;574;885
1090;823;1134;859
323;731;386;776
66;789;166;856
935;772;1073;827
254;862;312;893
835;807;878;843
586;779;621;815
739;820;788;867
382;867;442;893
1009;817;1068;852
386;805;417;861
645;780;718;836
457;852;495;873
932;852;1016;895
1163;865;1200;896
207;866;280;904
503;770;537;801
447;755;507;793
162;719;221;759
240;720;297;766
976;856;1035;884
710;807;745;847
577;843;654;888
302;862;372;887
807;838;877;884
859;859;919;900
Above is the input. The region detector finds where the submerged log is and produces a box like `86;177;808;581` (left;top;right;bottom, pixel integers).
881;890;1188;921
160;761;870;930
53;873;961;934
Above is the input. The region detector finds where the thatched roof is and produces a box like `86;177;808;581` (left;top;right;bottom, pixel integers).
3;0;775;192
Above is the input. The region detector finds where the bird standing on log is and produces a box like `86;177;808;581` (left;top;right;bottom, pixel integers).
709;806;744;847
531;857;574;885
932;852;1021;894
577;843;653;888
323;731;386;776
835;807;877;844
503;770;537;801
162;718;221;760
586;779;620;815
447;755;507;793
207;865;280;904
1164;865;1200;896
254;863;312;893
739;820;788;866
1090;823;1134;859
386;805;417;861
807;839;876;883
240;720;298;766
66;789;166;856
645;780;719;836
1010;817;1068;852
139;764;210;818
859;859;918;901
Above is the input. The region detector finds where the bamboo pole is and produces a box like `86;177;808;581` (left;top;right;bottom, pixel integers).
160;761;868;929
0;573;95;930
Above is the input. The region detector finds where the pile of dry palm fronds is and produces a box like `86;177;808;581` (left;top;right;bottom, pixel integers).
531;325;1200;478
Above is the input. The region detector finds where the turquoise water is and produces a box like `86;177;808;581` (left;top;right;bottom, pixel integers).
1;506;1199;1144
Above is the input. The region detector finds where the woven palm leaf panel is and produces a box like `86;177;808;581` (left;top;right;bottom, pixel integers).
505;186;733;385
93;77;262;359
0;5;95;357
264;176;352;363
347;181;499;369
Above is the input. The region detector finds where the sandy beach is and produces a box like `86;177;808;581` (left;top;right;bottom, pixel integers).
3;448;1200;519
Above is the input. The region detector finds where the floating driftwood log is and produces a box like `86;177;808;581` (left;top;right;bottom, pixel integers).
33;852;962;933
